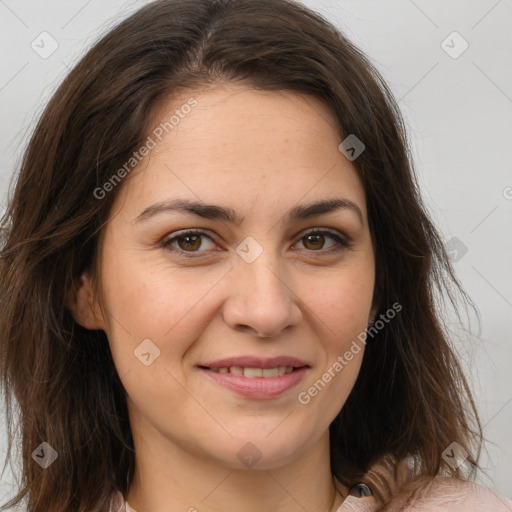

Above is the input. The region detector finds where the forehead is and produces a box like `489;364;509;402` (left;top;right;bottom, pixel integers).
151;84;342;158
113;84;368;223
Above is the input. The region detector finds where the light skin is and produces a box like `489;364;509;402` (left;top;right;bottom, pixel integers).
68;83;377;512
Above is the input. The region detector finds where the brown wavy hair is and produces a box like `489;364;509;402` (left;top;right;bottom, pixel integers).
0;0;483;510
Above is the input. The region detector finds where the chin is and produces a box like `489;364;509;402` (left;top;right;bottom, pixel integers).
203;430;315;470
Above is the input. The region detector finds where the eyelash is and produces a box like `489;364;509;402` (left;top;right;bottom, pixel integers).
161;228;351;258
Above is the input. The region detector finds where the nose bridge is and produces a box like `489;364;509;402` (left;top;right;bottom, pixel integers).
223;235;302;336
236;235;289;302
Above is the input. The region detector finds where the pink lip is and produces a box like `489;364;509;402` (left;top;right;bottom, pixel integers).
199;355;309;370
200;367;309;399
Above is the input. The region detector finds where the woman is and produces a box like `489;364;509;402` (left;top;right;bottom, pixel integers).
0;0;510;510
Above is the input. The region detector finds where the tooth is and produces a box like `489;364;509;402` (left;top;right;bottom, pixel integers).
262;368;279;377
218;366;296;377
243;367;263;378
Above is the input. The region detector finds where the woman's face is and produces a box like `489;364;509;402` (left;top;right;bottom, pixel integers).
83;84;375;469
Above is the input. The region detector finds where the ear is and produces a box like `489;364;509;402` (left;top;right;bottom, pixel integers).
65;270;106;330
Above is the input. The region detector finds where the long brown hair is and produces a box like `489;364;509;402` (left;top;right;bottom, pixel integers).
0;0;483;510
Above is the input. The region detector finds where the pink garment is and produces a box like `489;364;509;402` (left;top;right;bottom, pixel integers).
106;488;377;511
106;477;512;511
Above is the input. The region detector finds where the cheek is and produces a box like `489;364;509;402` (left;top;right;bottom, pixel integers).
99;251;229;364
297;276;370;417
309;268;374;342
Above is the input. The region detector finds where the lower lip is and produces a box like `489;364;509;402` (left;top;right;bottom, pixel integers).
199;367;308;399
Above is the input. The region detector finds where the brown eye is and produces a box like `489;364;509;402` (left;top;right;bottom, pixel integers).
295;229;350;253
162;229;217;256
177;234;202;251
162;227;350;259
302;233;327;250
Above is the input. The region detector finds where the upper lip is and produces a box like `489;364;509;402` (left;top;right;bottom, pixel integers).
199;356;310;370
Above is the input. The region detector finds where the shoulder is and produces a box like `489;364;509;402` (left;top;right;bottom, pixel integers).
402;477;512;511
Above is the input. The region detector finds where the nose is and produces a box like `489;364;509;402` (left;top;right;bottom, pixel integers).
222;250;303;338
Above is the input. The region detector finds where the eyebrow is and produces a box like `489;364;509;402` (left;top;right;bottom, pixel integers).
134;197;364;226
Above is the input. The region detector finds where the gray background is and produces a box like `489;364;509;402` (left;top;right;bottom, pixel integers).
1;0;511;503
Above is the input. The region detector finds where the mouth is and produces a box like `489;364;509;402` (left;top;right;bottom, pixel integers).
198;365;307;377
197;357;310;398
198;355;310;372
